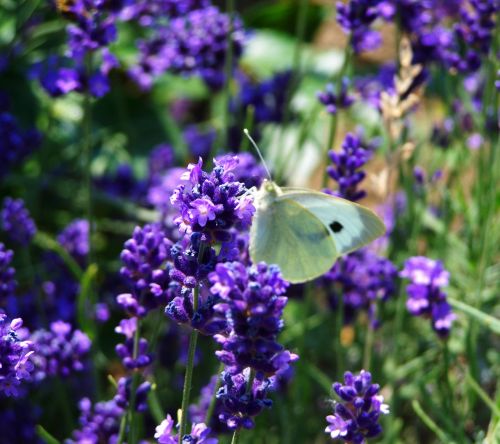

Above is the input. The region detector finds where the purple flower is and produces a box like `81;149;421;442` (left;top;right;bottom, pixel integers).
184;126;217;160
121;0;211;25
130;6;245;91
336;1;383;53
317;78;355;115
57;219;89;266
216;370;273;431
119;223;174;315
0;111;41;179
326;370;389;442
114;376;151;412
190;375;227;433
400;256;456;337
154;414;218;444
0;312;35;397
0;243;17;304
67;397;124;444
149;144;175;181
209;261;294;375
115;316;153;369
1;197;37;246
322;250;397;328
214;152;266;189
171;157;255;241
31;321;91;380
327;133;371;202
235;70;293;124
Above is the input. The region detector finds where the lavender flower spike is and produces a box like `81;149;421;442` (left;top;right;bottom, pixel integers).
154;414;218;443
326;370;389;443
1;197;37;245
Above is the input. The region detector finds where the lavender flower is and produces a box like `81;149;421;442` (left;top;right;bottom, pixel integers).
0;402;42;444
322;250;397;328
190;375;226;431
327;133;371;202
114;376;151;412
236;70;293;124
114;317;153;369
31;321;91;380
1;197;37;246
67;397;124;444
336;1;383;54
149;144;175;181
121;0;211;25
209;261;293;375
57;219;89;266
183;126;216;160
325;370;389;443
317;79;355;115
130;6;245;90
216;370;273;431
170;157;255;241
154;414;218;444
0;243;16;304
119;223;173;315
0;111;41;178
400;256;456;337
0;312;35;397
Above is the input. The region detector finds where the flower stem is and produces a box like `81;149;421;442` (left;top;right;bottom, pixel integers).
231;430;241;444
363;323;374;371
178;285;201;442
83;55;94;264
221;0;235;151
322;44;353;188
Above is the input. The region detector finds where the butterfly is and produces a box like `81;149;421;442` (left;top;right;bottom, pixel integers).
249;180;385;284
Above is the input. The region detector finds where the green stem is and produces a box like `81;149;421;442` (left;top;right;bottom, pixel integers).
178;286;201;442
322;44;353;188
83;55;94;264
221;0;235;151
231;430;241;444
362;323;374;371
335;292;345;377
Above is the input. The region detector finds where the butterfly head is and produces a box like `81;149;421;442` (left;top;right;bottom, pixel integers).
255;180;281;210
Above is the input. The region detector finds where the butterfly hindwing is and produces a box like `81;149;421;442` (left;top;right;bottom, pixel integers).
279;188;385;256
250;196;338;283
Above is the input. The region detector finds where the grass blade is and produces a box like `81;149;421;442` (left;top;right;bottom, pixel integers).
448;298;500;335
36;425;61;444
412;400;455;444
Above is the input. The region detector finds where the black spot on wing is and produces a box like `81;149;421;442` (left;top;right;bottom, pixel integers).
329;221;344;233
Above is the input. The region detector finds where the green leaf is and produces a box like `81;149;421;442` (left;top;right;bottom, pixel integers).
448;298;500;335
412;400;456;443
466;373;500;418
148;385;166;424
33;232;83;281
36;425;61;444
77;264;99;340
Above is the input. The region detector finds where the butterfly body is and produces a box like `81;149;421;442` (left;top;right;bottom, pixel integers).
249;180;385;283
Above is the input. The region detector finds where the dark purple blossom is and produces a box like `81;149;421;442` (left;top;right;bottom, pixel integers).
183;126;217;161
190;375;227;432
95;163;147;201
322;250;397;328
216;370;273;431
170;157;255;241
67;397;124;444
327;132;371;202
0;111;41;179
1;197;37;246
235;70;293;124
31;320;91;380
119;223;173;315
336;1;383;53
0;312;35;397
326;370;389;442
215;153;266;189
130;6;245;90
57;219;89;266
149;144;175;182
115;317;153;369
400;256;456;337
114;376;151;412
0;402;42;444
317;78;355;115
209;261;295;375
121;0;211;25
0;243;17;304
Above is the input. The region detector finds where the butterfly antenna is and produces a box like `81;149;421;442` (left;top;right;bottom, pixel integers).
243;129;273;181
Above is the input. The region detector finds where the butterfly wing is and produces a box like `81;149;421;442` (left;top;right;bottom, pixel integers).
279;188;385;256
250;195;338;284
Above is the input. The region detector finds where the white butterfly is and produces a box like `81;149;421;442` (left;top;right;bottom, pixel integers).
249;180;386;284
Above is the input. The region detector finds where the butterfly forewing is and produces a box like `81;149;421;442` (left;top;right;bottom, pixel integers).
279;188;385;256
250;197;338;283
